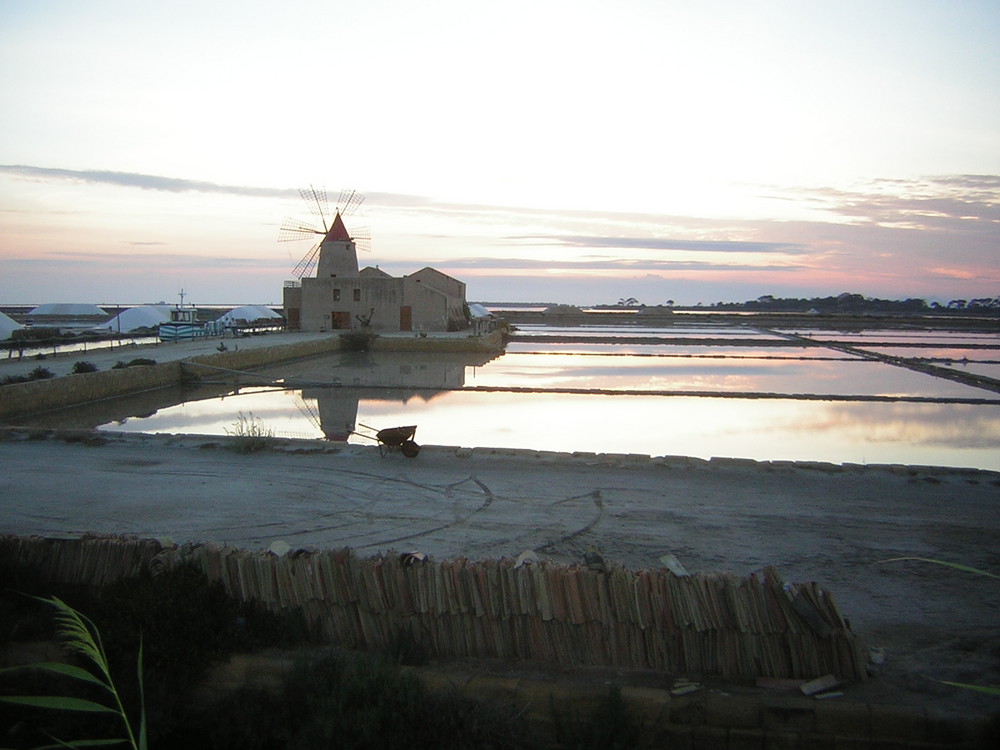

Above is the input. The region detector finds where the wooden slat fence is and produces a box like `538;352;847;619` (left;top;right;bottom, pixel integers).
0;535;868;681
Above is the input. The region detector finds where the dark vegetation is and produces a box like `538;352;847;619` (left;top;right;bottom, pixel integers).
339;330;379;351
710;292;1000;315
1;359;155;387
71;360;98;374
550;685;645;750
594;292;1000;316
0;366;54;386
1;564;646;748
169;654;532;750
1;563;311;748
111;358;157;369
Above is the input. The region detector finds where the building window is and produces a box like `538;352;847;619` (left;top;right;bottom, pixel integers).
333;289;341;301
353;288;362;302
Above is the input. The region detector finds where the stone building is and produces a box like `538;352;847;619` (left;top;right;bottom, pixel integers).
282;212;468;332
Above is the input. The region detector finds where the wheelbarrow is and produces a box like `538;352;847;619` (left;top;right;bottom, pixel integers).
356;423;420;458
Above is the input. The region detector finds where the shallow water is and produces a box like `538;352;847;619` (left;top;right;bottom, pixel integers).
68;324;1000;471
95;386;1000;470
465;351;987;398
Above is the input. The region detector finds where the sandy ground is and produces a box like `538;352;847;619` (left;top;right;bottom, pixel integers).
2;333;999;718
2;429;998;718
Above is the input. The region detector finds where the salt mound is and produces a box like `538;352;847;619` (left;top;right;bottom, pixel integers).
216;305;283;325
99;306;171;333
0;311;22;340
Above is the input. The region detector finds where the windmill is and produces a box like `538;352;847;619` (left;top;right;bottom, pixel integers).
278;186;370;278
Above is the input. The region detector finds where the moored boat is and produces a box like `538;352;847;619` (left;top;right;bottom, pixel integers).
158;305;207;341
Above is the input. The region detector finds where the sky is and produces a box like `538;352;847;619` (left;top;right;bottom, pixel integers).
1;0;998;307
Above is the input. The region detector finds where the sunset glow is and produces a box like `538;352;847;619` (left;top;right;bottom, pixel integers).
1;1;998;306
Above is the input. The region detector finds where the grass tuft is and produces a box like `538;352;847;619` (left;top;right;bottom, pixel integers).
224;411;274;453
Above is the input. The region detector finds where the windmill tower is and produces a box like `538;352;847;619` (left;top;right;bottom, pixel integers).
279;186;369;280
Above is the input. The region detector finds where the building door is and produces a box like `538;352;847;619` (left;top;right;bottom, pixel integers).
399;306;412;331
331;311;351;329
286;308;300;330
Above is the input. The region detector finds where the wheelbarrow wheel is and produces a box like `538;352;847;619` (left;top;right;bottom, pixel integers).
400;440;420;458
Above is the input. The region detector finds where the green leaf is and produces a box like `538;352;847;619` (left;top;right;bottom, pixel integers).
0;695;117;713
32;739;130;749
0;661;110;690
46;597;108;669
940;680;1000;695
875;557;999;579
137;640;148;750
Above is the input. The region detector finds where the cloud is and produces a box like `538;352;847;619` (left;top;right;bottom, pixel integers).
928;267;977;280
378;256;808;274
524;235;807;254
4;249;285;270
779;175;1000;229
0;164;298;198
0;164;445;211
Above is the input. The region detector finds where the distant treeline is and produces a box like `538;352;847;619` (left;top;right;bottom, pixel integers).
710;292;1000;316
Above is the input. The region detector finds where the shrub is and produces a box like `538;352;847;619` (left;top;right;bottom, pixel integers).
339;330;379;351
167;654;530;750
551;685;648;749
111;358;157;369
225;412;274;453
28;366;54;380
72;360;99;374
0;563;311;748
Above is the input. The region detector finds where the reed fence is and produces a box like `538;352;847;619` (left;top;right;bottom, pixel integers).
0;534;868;681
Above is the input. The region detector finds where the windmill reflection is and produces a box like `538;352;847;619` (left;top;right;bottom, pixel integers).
293;350;500;441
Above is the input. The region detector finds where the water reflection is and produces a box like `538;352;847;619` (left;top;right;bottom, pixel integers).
23;335;1000;471
88;388;1000;470
347;391;1000;470
469;352;991;398
515;324;787;339
35;350;497;443
777;329;1000;345
506;342;854;358
863;346;1000;360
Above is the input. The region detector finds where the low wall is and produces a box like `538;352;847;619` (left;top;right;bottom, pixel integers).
0;332;505;423
371;329;505;353
0;535;868;683
0;361;184;422
185;335;344;370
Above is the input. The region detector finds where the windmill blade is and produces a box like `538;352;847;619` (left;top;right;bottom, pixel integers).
279;218;324;243
300;185;330;231
295;397;322;430
338;189;365;216
292;242;321;278
352;226;372;253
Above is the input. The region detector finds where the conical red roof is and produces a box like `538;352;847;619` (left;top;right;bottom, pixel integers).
325;211;351;242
